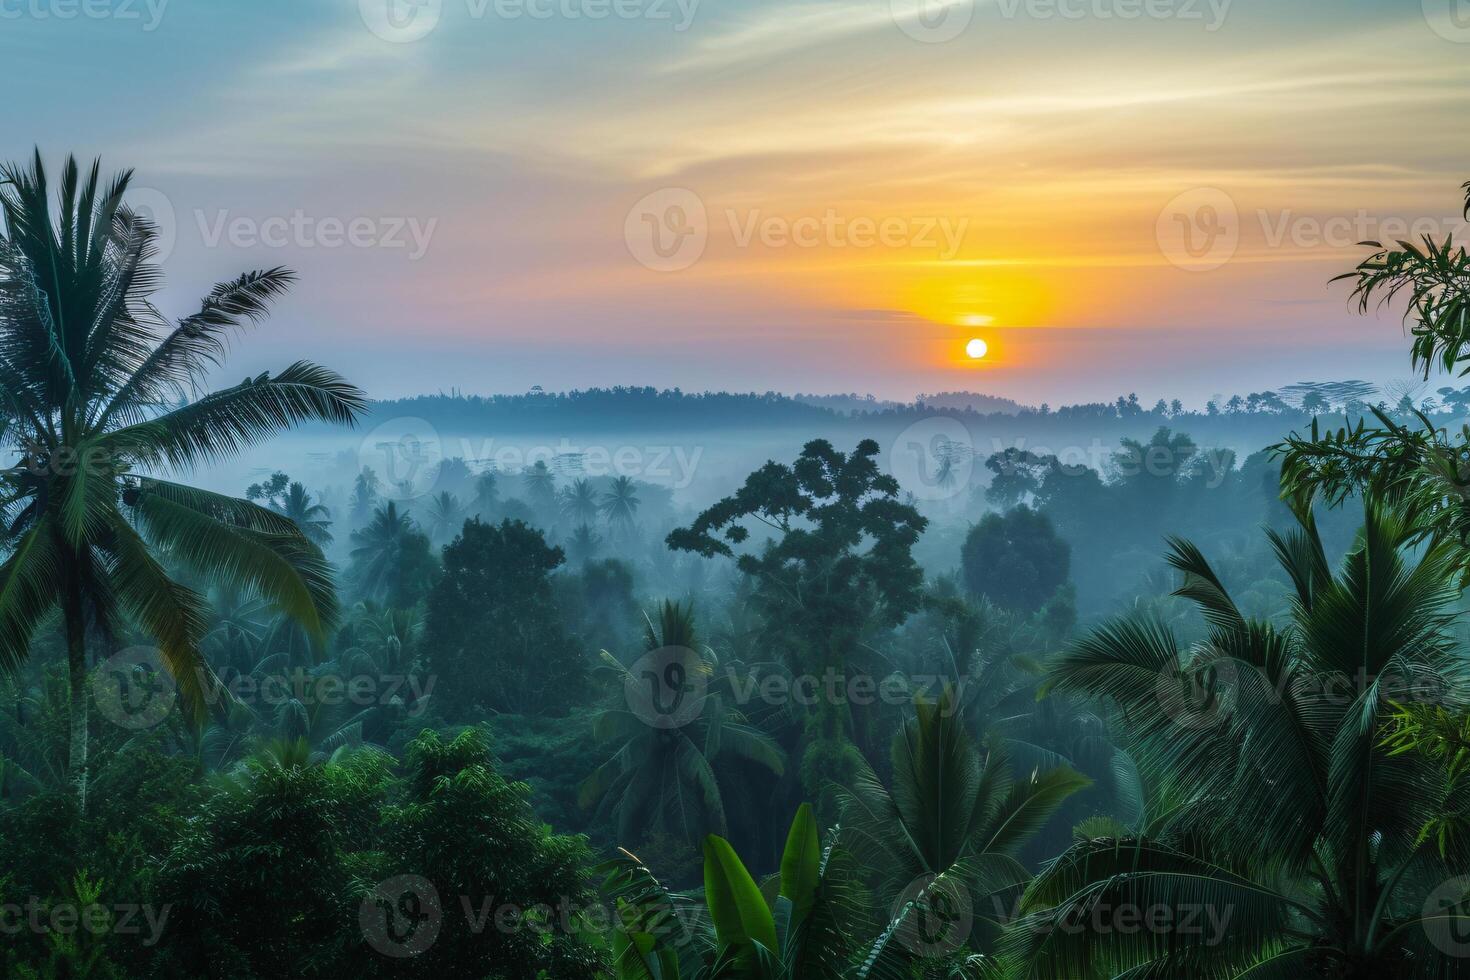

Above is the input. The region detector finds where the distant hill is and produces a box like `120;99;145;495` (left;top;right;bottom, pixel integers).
790;392;908;414
369;387;846;432
366;387;1037;433
914;391;1025;415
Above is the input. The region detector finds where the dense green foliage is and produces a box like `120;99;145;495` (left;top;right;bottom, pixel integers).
960;506;1070;612
5;157;1470;979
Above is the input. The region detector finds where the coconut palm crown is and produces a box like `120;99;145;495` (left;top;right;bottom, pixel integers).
0;153;366;799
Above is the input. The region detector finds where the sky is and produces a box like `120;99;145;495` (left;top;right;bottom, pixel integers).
3;0;1470;405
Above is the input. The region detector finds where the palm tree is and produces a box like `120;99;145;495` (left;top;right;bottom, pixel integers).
424;490;464;543
201;588;273;676
1006;502;1470;977
277;481;332;548
349;468;379;523
0;154;364;806
348;501;416;602
472;469;498;516
1278;179;1470;582
560;477;599;526
601;474;641;535
838;687;1088;977
580;600;785;846
566;523;602;564
523;460;557;508
350;601;422;674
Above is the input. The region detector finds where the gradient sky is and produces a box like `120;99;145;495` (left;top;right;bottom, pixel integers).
4;0;1470;404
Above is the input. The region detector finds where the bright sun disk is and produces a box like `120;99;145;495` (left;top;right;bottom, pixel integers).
965;338;988;359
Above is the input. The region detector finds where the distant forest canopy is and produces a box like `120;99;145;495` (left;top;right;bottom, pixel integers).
364;378;1463;434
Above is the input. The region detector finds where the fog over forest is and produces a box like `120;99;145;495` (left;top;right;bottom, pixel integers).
9;2;1470;973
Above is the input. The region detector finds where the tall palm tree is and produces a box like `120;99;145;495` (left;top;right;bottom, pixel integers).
348;501;416;603
1006;502;1470;977
523;460;557;507
349;468;379;523
580;600;785;846
0;154;364;806
424;489;464;543
560;477;599;526
601;475;641;535
566;523;602;564
838;688;1088;978
277;481;332;548
472;469;498;516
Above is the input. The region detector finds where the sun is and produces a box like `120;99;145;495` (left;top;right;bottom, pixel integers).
965;338;989;359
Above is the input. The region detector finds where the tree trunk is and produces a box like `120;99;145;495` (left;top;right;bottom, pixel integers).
63;581;89;813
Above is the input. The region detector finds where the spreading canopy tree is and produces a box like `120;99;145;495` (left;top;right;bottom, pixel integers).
667;438;928;800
